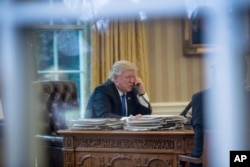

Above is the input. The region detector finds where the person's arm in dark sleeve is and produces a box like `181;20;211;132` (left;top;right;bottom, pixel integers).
136;93;152;115
191;92;204;157
91;88;121;118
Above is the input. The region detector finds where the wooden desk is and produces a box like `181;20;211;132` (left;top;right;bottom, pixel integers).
58;129;194;167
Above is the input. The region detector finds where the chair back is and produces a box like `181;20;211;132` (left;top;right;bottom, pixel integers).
32;80;79;135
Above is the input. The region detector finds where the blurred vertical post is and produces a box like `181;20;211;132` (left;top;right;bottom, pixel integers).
0;7;36;167
205;0;250;166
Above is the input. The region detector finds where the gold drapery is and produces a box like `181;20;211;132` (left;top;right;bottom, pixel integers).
91;18;150;95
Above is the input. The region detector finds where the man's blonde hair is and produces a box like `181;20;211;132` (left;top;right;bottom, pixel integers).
109;60;138;81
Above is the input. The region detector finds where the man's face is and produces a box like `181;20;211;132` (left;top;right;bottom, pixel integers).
114;69;136;93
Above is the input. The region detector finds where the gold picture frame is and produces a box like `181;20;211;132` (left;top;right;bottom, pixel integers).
183;17;215;56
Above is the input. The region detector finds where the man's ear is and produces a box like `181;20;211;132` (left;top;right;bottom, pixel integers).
113;75;118;83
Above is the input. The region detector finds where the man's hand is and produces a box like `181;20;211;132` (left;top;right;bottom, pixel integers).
135;77;145;95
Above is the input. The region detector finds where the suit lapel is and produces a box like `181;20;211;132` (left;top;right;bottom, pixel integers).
109;81;123;114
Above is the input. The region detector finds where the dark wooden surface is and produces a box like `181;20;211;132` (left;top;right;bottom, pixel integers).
58;128;194;167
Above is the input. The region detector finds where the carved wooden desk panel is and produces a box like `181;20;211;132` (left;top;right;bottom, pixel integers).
58;129;194;167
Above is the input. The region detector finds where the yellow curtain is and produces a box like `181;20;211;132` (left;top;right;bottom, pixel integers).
91;18;150;95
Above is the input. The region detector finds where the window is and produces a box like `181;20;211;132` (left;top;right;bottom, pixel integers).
30;24;91;117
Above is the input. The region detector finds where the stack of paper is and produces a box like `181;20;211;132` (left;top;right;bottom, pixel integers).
68;118;124;130
123;115;163;131
123;115;187;131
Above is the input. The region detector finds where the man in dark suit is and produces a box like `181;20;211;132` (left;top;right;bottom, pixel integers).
85;60;152;118
190;90;207;167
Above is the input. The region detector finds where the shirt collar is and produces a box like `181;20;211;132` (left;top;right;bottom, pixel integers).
117;88;125;96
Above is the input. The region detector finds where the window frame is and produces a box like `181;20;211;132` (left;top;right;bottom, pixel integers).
30;24;91;117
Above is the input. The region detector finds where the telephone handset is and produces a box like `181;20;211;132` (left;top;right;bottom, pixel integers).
133;83;140;94
133;83;145;96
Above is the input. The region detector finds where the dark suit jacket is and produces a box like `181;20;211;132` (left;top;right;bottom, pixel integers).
191;90;206;158
85;79;152;118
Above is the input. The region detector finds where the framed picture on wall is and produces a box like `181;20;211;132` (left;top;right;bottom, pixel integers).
183;17;215;56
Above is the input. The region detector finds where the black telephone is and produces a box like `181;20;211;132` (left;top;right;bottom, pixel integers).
133;83;140;94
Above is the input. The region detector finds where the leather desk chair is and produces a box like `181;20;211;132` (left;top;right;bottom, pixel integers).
177;131;209;167
32;80;79;167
